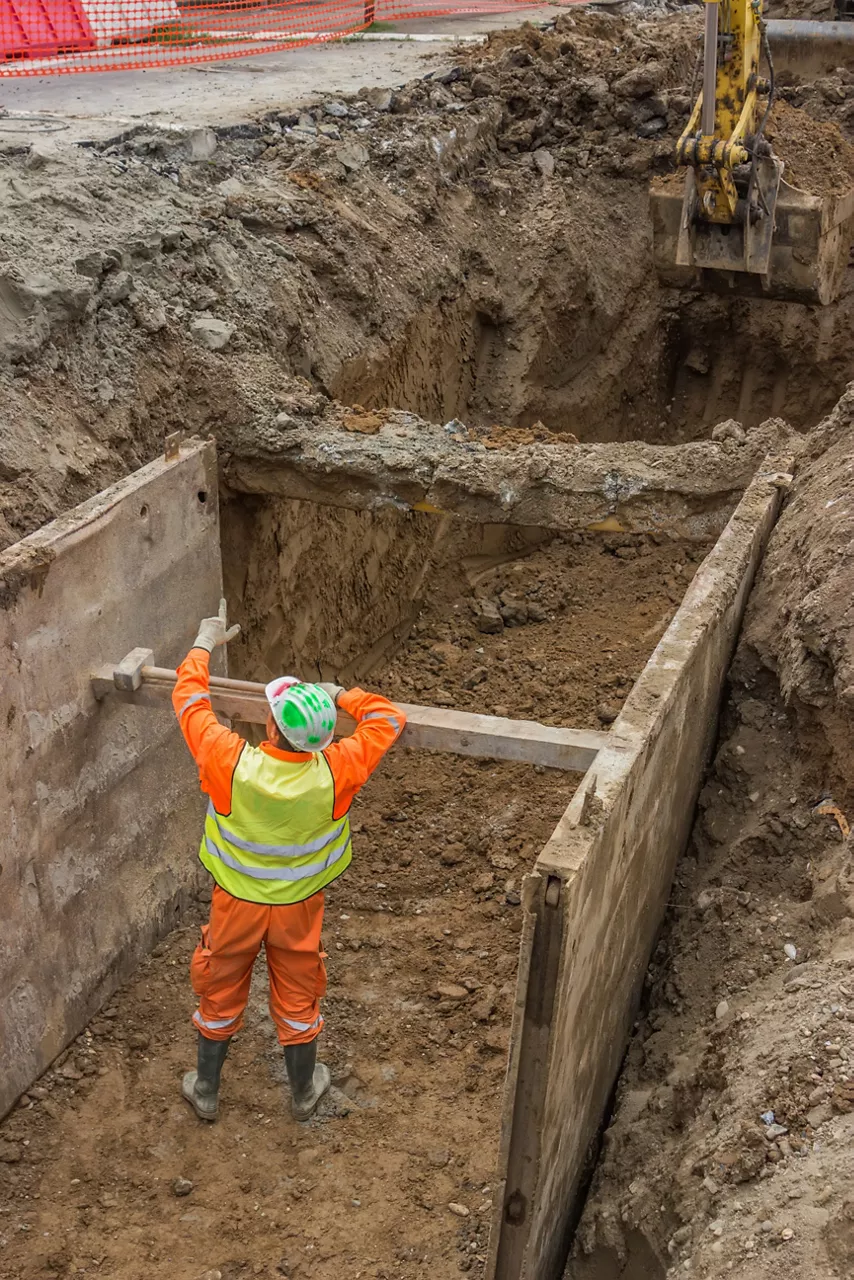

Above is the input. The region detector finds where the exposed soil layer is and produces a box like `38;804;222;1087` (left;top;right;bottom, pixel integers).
569;399;854;1280
767;100;854;195
0;529;695;1280
4;11;854;552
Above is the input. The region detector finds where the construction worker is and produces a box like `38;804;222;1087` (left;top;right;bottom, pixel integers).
172;600;405;1122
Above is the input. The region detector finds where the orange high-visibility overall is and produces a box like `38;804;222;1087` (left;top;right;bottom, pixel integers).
173;649;405;1044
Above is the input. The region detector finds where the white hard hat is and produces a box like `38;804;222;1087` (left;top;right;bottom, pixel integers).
265;677;336;752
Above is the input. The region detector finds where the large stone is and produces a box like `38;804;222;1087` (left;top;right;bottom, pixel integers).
215;177;244;198
807;1102;834;1129
436;983;469;1001
636;117;667;138
189;128;217;161
26;142;56;171
360;86;393;112
474;598;504;635
712;418;747;444
533;149;556;179
335;141;369;172
100;271;133;306
613;62;664;99
191;315;235;352
470;73;499;98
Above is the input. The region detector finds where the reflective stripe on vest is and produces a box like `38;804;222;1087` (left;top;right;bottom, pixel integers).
199;743;352;905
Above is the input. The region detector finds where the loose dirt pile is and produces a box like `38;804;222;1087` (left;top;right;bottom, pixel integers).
767;100;854;195
570;397;854;1280
0;533;695;1280
3;11;854;552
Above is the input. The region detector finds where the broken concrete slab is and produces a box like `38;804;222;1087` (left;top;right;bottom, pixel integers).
222;411;800;541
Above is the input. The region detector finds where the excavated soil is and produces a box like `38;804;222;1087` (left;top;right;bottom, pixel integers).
3;8;854;1280
4;12;854;551
0;531;699;1280
767;101;854;195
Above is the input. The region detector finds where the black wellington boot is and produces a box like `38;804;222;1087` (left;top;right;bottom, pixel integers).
182;1033;230;1121
283;1040;331;1121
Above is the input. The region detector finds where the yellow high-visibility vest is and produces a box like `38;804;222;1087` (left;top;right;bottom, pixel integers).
199;746;352;905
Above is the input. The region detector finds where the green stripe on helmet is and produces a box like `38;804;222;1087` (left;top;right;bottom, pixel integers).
271;682;337;752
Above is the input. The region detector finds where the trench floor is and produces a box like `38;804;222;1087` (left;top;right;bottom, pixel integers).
0;534;709;1280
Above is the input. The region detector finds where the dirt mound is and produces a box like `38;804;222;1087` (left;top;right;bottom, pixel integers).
766;0;837;17
739;384;854;787
768;100;854;195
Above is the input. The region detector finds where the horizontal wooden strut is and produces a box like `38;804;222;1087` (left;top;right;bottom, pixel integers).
91;659;608;773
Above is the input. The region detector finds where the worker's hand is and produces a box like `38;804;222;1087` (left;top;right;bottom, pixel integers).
317;681;345;706
193;598;241;653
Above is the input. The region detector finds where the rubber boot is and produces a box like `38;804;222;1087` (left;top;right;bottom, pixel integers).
284;1040;331;1121
182;1033;230;1122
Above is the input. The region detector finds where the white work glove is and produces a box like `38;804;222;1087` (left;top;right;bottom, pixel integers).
193;598;241;653
317;681;345;706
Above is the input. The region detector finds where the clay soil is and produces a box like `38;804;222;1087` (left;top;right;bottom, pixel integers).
0;534;698;1280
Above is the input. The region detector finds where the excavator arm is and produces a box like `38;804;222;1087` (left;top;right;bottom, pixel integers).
651;0;854;304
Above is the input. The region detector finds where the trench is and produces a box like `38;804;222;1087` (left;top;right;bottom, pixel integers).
1;194;848;1277
1;235;847;1280
208;498;712;1277
328;263;854;445
3;82;854;1280
0;473;713;1279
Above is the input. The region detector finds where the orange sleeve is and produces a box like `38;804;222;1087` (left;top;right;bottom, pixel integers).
172;648;245;816
323;687;406;820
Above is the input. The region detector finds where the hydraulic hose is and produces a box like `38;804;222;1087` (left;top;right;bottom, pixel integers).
746;24;777;221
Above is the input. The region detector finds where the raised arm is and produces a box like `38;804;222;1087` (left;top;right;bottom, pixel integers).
172;601;245;815
322;687;406;819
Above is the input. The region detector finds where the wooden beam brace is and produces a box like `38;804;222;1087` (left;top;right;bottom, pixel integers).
91;660;607;773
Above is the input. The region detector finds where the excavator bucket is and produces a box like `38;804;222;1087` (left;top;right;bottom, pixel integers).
651;164;854;306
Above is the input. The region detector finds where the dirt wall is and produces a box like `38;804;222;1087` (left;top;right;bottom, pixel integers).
0;442;222;1119
221;495;554;686
568;411;854;1280
5;11;854;572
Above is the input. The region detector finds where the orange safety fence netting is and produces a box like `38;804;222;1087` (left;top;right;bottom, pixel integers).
0;0;563;76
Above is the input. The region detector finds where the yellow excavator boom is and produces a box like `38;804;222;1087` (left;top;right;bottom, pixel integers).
651;0;854;304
